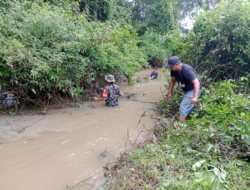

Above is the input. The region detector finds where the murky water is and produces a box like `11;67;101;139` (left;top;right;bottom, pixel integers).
0;69;167;190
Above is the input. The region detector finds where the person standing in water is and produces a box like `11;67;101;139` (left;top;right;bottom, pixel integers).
148;67;158;80
93;75;123;107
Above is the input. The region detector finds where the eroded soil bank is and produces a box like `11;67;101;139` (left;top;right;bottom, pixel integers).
0;69;167;190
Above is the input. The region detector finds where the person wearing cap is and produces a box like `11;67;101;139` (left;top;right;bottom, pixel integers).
93;75;123;107
165;56;202;121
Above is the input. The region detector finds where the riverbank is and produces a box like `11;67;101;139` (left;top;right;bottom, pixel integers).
101;81;250;190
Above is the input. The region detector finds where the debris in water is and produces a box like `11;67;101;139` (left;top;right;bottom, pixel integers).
100;148;108;157
88;102;96;108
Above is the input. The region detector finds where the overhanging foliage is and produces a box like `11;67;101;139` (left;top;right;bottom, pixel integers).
169;0;250;81
0;1;146;112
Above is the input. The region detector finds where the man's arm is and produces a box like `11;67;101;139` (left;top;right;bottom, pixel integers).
190;78;200;104
167;77;176;101
149;72;155;80
93;97;106;101
119;91;124;97
93;87;108;101
149;76;155;80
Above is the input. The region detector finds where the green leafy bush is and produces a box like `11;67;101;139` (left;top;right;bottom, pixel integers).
131;0;177;34
137;29;171;67
103;81;250;189
190;81;250;147
168;0;250;81
0;1;146;111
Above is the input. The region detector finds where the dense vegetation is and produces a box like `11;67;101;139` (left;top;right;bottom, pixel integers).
102;0;250;189
0;0;250;189
168;0;250;82
103;81;250;189
0;1;146;112
0;0;176;112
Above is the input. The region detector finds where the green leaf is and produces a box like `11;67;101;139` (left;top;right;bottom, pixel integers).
192;160;206;171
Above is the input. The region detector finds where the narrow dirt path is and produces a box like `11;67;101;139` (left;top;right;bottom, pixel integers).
0;69;167;190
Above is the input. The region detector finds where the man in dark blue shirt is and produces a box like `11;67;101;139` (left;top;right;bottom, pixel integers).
165;56;202;121
149;67;158;80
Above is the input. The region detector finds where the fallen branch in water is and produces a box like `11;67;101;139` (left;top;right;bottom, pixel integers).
160;87;166;100
15;118;44;133
135;100;158;104
89;146;102;163
136;108;150;128
66;173;95;190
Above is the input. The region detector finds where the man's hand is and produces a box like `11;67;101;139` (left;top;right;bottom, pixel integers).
166;93;172;101
190;97;198;104
93;97;98;101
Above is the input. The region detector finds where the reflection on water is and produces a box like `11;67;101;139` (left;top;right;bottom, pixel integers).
0;69;167;190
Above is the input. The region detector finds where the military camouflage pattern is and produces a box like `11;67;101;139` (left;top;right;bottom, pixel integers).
103;84;122;107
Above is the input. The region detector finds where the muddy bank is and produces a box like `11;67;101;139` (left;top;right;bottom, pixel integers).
0;69;167;190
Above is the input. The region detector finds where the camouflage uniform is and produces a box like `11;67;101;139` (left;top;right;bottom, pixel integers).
102;84;122;107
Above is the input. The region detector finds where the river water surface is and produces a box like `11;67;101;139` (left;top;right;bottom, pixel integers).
0;69;167;190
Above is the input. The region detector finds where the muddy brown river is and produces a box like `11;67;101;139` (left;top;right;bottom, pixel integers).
0;69;167;190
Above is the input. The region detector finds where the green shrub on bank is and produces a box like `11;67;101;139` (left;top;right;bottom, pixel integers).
137;29;171;67
190;81;250;148
166;0;250;81
103;81;250;189
0;1;146;108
